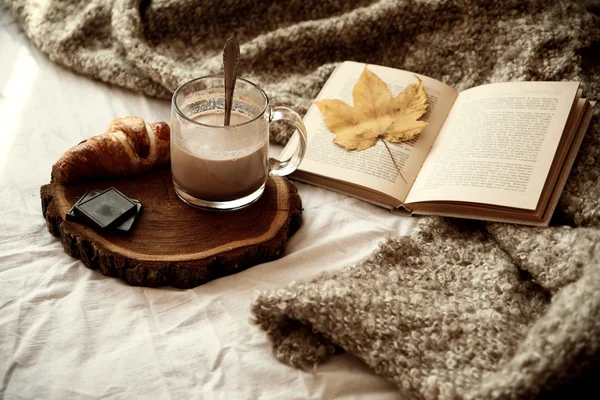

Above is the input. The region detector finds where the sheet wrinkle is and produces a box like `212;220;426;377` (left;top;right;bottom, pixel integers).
5;277;27;367
142;302;201;335
76;303;94;333
292;232;384;259
24;278;76;306
1;390;29;400
1;351;19;394
208;346;237;373
144;297;195;318
137;288;181;400
300;364;338;399
303;197;362;212
43;387;125;399
93;389;129;399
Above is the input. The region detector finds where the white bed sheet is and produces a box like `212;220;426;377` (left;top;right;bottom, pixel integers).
0;7;416;399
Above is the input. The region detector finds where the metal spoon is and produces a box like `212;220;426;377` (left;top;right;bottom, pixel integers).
223;36;240;126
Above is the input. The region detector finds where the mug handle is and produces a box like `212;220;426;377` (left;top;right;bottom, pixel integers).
268;106;308;177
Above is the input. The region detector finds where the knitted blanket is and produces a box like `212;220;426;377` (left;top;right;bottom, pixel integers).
7;0;600;398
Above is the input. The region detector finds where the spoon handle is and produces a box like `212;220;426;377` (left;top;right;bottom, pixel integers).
223;36;240;126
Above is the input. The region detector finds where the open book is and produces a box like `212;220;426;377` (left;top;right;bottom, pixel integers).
282;61;595;226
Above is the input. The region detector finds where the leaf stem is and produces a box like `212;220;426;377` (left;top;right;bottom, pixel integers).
381;139;407;184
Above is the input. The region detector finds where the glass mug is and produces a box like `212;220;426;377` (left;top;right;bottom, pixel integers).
170;76;307;210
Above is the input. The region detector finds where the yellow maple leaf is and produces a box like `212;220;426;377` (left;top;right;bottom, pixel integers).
315;67;429;151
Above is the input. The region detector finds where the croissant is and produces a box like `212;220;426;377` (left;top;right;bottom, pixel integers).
52;116;170;184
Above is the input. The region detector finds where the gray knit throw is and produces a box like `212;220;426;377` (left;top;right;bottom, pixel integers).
7;0;600;398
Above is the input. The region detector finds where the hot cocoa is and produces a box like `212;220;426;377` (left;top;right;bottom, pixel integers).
171;111;269;201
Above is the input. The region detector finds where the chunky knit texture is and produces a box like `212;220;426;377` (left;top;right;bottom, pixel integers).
7;0;600;398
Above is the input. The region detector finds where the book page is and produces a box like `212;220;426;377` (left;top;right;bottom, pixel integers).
406;82;580;209
282;61;458;205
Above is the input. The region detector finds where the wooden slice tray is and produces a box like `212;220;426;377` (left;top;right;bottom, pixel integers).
41;166;302;288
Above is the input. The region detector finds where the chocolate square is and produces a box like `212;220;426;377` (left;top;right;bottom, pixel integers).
68;189;142;232
74;187;137;229
113;201;142;232
66;189;102;222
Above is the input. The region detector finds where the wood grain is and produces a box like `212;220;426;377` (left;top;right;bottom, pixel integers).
41;165;302;288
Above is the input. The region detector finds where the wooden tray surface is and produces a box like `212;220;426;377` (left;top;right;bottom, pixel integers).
41;166;302;288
